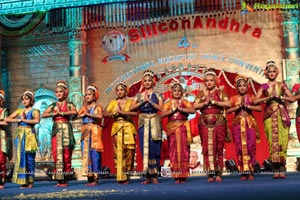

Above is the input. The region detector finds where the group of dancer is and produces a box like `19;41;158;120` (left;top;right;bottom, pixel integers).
0;59;299;189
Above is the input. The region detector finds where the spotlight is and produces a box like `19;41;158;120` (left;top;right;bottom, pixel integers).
263;159;273;172
101;166;111;179
225;159;238;172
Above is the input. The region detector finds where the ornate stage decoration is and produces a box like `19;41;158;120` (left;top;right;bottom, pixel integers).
0;12;45;37
102;30;130;63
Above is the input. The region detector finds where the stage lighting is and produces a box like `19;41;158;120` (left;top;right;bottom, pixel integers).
296;157;300;172
225;159;238;172
263;159;273;172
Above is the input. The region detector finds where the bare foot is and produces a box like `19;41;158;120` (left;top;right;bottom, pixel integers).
152;178;159;184
87;182;97;186
20;184;33;189
240;175;248;181
215;176;223;182
141;179;152;184
118;181;128;185
207;177;214;182
273;173;280;179
279;173;286;179
248;174;255;181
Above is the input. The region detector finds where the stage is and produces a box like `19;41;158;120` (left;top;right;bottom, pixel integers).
1;172;300;200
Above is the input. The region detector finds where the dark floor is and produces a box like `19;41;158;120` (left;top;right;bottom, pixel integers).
0;172;300;200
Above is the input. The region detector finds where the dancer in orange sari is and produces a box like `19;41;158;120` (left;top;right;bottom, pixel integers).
0;90;8;189
254;60;294;179
161;82;195;184
226;76;261;181
105;82;137;184
42;81;77;187
193;68;231;182
77;84;104;186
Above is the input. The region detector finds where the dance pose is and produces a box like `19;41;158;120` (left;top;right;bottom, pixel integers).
42;81;77;187
254;60;294;178
0;90;8;189
292;71;300;143
5;90;40;188
77;84;104;186
226;76;261;180
130;70;163;184
160;82;195;184
104;82;137;184
193;68;231;182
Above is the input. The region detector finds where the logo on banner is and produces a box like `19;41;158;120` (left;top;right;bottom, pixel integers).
102;30;130;63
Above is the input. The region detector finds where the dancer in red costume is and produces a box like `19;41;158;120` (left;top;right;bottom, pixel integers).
0;90;8;189
292;71;300;143
226;76;261;181
161;82;195;184
42;81;77;187
193;68;231;182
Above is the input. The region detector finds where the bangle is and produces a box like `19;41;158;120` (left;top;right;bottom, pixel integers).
62;112;64;116
17;119;21;123
211;100;215;105
181;107;184;112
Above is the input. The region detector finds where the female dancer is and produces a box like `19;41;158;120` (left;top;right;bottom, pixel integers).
77;84;104;186
42;81;77;187
254;60;294;179
226;76;261;180
193;68;231;182
5;90;40;188
130;70;163;184
0;90;8;189
160;82;195;184
105;82;137;184
292;71;300;143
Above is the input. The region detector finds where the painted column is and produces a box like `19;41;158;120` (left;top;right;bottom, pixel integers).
67;8;87;175
282;10;300;170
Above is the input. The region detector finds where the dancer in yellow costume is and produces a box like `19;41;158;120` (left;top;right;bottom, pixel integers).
105;82;137;184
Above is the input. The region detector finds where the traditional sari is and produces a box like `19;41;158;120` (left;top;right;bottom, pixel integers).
230;94;259;172
0;108;8;184
134;92;163;177
195;88;228;176
164;99;192;179
12;108;39;185
49;101;76;181
261;82;290;172
78;104;103;182
106;98;136;182
292;83;300;143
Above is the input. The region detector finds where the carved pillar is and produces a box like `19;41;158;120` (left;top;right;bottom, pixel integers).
67;7;87;175
282;9;300;169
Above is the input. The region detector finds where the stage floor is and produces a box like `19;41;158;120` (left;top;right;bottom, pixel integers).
1;172;300;200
